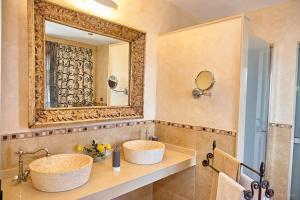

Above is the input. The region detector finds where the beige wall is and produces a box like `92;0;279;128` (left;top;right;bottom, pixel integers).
154;17;243;200
156;17;244;131
246;0;300;125
1;123;154;170
0;0;2;172
1;0;199;133
95;45;109;105
246;2;300;199
2;0;28;133
107;42;130;106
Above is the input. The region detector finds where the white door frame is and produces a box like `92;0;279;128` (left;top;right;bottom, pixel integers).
236;18;249;161
288;42;300;200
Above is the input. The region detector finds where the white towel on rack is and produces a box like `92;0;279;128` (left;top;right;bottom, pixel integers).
240;173;269;200
216;172;245;200
210;148;241;200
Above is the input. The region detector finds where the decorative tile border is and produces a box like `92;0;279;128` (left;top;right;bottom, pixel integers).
1;119;249;141
269;122;292;129
1;120;155;141
154;120;237;137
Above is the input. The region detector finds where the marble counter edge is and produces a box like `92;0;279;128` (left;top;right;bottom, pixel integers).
83;158;195;200
1;143;196;200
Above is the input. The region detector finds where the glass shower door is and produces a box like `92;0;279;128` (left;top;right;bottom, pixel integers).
291;46;300;200
243;37;271;179
291;140;300;200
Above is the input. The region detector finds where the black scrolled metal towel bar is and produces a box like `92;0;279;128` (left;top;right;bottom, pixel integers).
0;179;2;200
202;141;275;200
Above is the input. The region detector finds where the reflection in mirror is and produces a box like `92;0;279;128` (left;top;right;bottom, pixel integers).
44;21;130;108
192;70;215;99
108;75;129;96
195;71;215;90
108;75;118;89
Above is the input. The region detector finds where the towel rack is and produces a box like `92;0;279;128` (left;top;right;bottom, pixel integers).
202;141;274;200
0;179;2;200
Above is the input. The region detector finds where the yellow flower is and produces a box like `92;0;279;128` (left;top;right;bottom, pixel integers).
97;144;105;153
105;144;112;150
76;144;84;152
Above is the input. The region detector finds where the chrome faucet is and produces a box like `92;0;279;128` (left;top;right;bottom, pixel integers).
14;147;50;183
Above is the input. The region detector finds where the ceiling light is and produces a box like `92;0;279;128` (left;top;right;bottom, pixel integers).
93;0;118;9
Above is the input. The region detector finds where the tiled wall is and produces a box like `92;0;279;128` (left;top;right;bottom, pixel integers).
153;167;196;200
113;184;153;200
0;120;236;200
154;16;243;200
266;124;292;200
1;121;156;200
153;122;236;200
153;122;293;200
1;121;155;170
1;120;290;200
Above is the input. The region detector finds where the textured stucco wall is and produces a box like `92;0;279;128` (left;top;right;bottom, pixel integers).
247;0;300;125
1;0;199;133
156;17;244;131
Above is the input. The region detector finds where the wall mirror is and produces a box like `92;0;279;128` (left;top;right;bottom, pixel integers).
192;70;215;98
44;21;129;108
107;75;129;95
28;0;145;127
196;71;215;90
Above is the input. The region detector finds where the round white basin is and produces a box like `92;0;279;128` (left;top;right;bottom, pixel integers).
123;140;165;165
29;154;93;192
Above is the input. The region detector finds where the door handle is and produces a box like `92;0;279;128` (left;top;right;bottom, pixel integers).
294;138;300;144
256;130;267;132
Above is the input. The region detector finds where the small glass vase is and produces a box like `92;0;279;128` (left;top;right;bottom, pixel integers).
93;156;106;163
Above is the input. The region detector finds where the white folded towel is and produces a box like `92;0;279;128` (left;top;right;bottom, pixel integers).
240;173;269;200
216;172;245;200
210;148;241;200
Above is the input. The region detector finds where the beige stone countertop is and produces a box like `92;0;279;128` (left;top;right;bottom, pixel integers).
2;143;196;200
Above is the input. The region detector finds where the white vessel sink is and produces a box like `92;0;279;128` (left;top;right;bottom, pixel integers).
123;140;165;165
29;154;93;192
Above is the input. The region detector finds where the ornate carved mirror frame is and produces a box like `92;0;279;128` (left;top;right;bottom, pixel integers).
28;0;145;127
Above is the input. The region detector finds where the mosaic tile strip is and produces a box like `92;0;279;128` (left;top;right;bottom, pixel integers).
269;122;292;129
1;119;247;141
154;120;237;137
1;120;155;141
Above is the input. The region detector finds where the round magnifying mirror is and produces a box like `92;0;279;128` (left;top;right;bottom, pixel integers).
108;75;118;89
195;71;215;91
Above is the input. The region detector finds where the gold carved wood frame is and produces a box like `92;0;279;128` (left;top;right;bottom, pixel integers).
28;0;145;127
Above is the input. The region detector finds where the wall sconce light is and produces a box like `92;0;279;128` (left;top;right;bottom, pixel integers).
94;0;118;9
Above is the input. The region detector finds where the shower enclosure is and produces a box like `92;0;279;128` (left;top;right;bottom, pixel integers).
291;46;300;200
238;36;271;180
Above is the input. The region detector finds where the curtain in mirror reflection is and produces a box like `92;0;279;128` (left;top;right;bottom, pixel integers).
45;41;94;107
